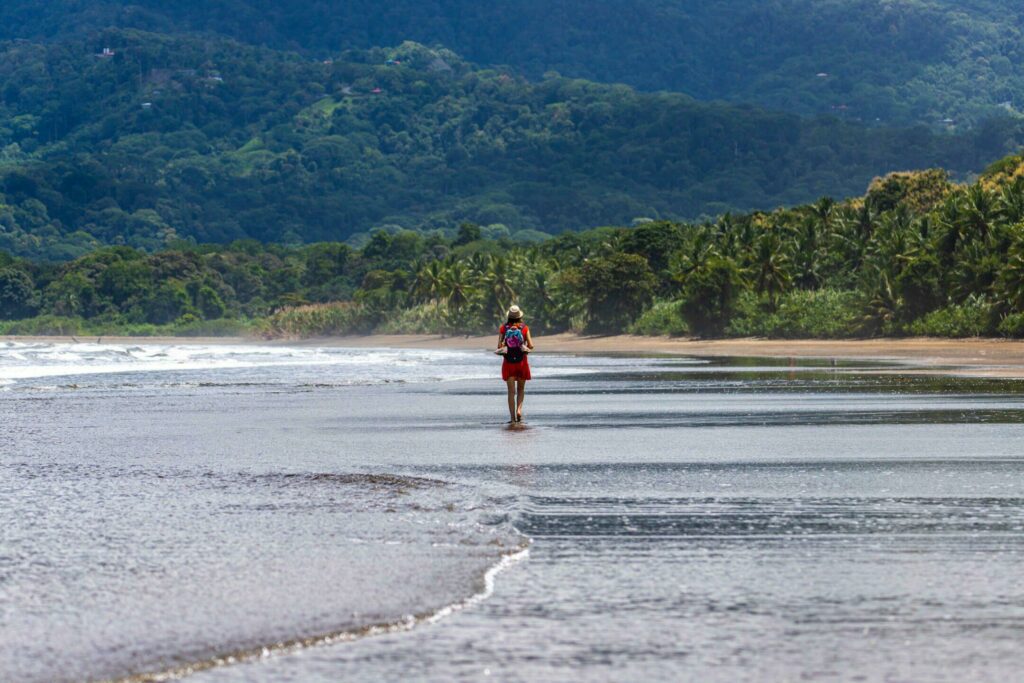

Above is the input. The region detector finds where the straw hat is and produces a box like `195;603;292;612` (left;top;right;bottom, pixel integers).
507;305;523;320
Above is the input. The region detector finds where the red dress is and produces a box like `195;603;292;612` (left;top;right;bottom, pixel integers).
499;323;532;381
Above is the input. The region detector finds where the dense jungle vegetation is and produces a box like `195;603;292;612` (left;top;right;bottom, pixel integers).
3;0;1024;126
6;157;1024;339
1;30;1022;261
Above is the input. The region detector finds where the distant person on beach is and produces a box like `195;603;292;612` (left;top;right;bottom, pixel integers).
496;305;534;423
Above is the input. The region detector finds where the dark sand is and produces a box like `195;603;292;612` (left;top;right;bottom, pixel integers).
6;342;1024;681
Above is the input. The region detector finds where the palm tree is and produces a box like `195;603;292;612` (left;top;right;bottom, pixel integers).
829;202;879;274
861;270;902;335
864;206;914;268
958;184;997;245
810;196;836;225
668;224;719;285
521;264;556;328
859;208;943;320
791;214;824;289
466;253;491;281
994;225;1024;312
948;240;1001;303
996;176;1024;224
441;261;475;317
411;260;445;304
750;228;792;308
484;255;518;317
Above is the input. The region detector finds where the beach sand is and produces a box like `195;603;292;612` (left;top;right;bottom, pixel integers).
7;340;1024;681
6;334;1024;377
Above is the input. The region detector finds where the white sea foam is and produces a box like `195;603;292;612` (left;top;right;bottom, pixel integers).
0;342;497;384
0;341;615;388
3;341;695;399
109;546;529;683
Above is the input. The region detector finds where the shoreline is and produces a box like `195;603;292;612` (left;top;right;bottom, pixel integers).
6;333;1024;378
111;545;530;683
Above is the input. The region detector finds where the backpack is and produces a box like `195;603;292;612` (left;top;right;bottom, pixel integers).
504;325;526;363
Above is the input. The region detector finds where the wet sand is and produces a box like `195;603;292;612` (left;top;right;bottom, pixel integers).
325;335;1024;380
318;334;1024;373
6;343;1024;681
6;334;1024;377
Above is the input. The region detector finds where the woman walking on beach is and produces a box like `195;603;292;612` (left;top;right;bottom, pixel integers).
497;305;534;423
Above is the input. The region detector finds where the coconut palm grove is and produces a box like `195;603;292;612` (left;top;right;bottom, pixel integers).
5;160;1024;339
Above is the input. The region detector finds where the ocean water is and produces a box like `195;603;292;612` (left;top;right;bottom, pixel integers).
2;341;1024;682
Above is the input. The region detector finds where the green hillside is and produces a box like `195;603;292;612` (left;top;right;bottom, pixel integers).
2;0;1024;126
0;30;1020;260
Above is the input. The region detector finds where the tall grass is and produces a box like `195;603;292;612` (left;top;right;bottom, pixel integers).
262;302;373;338
374;302;449;335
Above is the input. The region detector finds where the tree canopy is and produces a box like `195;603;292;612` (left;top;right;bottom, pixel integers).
2;0;1024;127
1;30;1021;260
9;157;1024;340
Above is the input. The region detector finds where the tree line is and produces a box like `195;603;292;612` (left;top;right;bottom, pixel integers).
6;155;1024;339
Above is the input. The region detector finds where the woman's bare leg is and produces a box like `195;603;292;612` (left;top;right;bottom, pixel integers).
516;379;526;421
506;379;517;422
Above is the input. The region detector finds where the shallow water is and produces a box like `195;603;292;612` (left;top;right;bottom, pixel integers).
2;342;1024;682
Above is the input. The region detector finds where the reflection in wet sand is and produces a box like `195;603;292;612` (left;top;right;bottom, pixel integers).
178;355;1024;682
4;348;1024;682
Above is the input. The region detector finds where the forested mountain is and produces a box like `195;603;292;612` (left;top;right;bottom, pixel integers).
1;30;1021;260
2;0;1024;126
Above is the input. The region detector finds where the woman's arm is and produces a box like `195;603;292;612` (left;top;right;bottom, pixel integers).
496;326;506;353
525;327;534;350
